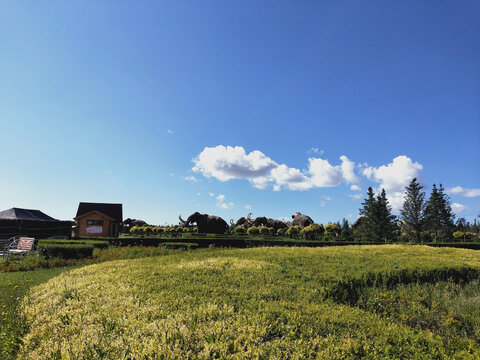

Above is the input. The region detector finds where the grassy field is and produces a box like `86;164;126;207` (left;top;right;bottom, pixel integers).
0;267;76;359
14;245;480;359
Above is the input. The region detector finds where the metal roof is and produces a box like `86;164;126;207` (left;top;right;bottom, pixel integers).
0;208;58;221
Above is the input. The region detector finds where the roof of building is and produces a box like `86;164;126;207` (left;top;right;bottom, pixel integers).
76;203;123;222
0;208;58;221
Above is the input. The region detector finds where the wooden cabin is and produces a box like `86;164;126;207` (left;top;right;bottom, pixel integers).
74;203;122;237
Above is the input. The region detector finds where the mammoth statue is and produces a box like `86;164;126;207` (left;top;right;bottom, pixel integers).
253;217;288;230
178;215;188;228
183;212;228;234
121;218;148;232
291;212;314;227
234;213;254;229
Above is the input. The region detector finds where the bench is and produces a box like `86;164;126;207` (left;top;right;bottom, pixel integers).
9;237;35;256
0;239;10;260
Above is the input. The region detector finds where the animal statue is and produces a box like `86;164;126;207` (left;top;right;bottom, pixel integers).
252;216;288;230
184;212;228;234
291;212;314;227
235;213;254;229
121;218;148;232
178;215;188;228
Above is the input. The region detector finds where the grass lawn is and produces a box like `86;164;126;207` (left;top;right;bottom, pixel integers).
16;245;480;359
0;266;78;359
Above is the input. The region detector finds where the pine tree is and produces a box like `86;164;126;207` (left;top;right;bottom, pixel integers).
400;178;425;242
358;187;396;242
358;187;378;241
425;184;455;242
376;189;397;242
438;184;455;236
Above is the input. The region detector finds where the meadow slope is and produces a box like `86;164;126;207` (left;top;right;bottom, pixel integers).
19;245;480;359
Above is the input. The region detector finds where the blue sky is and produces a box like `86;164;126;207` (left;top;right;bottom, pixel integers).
1;1;479;225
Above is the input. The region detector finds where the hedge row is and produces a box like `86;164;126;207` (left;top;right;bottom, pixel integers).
75;236;384;248
38;239;110;249
159;242;199;250
38;244;94;259
37;239;110;259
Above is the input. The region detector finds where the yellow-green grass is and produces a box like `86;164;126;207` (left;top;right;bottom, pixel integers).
19;245;480;359
0;267;77;359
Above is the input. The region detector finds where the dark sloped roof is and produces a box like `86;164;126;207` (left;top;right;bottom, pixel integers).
76;203;123;222
0;208;58;221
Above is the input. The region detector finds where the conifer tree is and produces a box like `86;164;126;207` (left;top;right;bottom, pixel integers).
400;178;425;242
358;187;396;242
358;187;377;241
376;189;397;241
424;184;455;242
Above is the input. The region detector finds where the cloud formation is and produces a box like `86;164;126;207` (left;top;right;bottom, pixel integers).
183;176;199;182
452;202;466;214
361;155;423;211
216;194;234;209
192;145;359;191
447;186;480;198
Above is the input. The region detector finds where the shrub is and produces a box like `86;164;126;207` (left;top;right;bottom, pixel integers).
325;223;340;237
277;228;286;236
301;223;325;240
286;226;302;239
268;227;276;236
453;231;477;241
233;226;246;235
258;226;270;236
130;226;141;236
247;226;259;235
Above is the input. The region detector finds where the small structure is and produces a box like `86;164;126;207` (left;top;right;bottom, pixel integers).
0;208;72;239
75;203;122;237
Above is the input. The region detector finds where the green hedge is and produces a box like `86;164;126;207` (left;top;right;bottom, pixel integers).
38;239;109;249
159;242;198;250
425;242;480;250
38;244;94;259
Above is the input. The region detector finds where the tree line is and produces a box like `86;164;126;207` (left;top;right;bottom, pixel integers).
357;178;479;242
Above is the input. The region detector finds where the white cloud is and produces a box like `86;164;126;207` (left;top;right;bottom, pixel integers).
216;194;234;209
362;155;423;193
192;145;360;191
307;147;324;155
196;192;201;196
447;186;480;198
169;173;174;176
245;204;252;210
340;155;359;184
319;200;327;207
348;193;363;200
350;184;361;192
183;176;199;182
208;192;215;197
192;145;277;182
167;129;174;134
361;155;423;211
452;203;467;214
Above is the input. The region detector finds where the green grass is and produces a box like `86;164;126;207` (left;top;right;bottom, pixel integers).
0;267;76;359
17;245;480;359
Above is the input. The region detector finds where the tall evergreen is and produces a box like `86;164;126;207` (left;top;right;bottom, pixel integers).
424;184;455;242
358;187;378;241
376;189;397;241
400;178;425;242
358;187;396;242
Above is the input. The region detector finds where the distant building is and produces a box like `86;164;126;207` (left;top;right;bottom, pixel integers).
0;208;72;239
74;202;122;237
